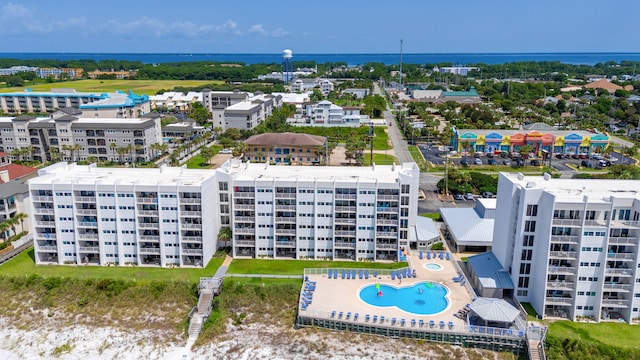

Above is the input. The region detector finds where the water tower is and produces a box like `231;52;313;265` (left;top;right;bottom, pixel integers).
282;49;293;85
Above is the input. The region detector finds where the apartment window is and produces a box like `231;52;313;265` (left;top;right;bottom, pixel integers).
401;197;409;206
401;185;410;194
522;235;534;247
524;220;536;232
518;276;529;288
618;209;631;220
585;210;595;220
521;249;532;261
219;182;228;191
519;263;531;275
516;290;528;297
526;205;538;217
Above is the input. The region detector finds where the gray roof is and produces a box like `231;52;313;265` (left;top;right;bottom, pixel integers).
245;132;325;147
439;207;494;246
523;122;556;131
469;297;520;323
467;252;514;290
409;216;440;242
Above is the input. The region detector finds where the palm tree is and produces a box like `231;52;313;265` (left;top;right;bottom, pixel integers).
233;142;248;159
217;227;232;247
199;146;215;165
0;221;9;243
150;143;163;159
110;142;118;160
116;147;128;163
50;147;61;163
13;213;27;234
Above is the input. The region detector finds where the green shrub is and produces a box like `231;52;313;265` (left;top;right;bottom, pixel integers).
431;242;445;250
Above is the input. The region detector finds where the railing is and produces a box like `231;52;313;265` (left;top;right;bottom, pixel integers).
180;198;201;203
549;251;577;259
36;233;56;240
376;243;398;250
234;204;254;210
601;299;630;307
275;217;296;223
139;235;160;241
35;221;56;227
37;245;57;251
376;219;398;225
34;208;55;215
139;223;159;228
602;283;633;291
334;230;355;236
32;196;53;202
275;241;296;247
334;242;356;248
376;231;398;238
235;227;255;234
234;216;255;222
604;268;633;276
334;218;356;224
551;218;582;226
274;193;296;198
77;222;98;227
334;194;356;200
583;219;607;227
546;281;575;289
79;246;99;253
618;220;640;227
377;207;399;213
234;192;255;198
335;206;356;212
235;240;255;246
608;237;638;245
137;198;158;204
74;196;96;202
139;247;161;254
76;209;97;215
550;235;580;244
182;248;203;255
377;195;398;201
182;236;203;242
274;204;296;210
180;211;202;216
547;266;577;274
607;252;636;260
545;296;573;306
137;210;158;216
181;223;202;229
77;233;99;240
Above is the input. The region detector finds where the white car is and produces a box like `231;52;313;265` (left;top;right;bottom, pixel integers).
219;148;233;154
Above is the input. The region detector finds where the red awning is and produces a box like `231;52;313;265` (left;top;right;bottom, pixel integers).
542;134;554;146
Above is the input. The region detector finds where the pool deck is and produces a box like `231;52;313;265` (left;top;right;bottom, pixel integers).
300;251;474;328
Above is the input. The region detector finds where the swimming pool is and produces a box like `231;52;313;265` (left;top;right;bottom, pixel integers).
424;263;443;271
359;282;449;315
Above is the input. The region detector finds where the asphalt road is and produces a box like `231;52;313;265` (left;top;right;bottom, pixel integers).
373;83;412;164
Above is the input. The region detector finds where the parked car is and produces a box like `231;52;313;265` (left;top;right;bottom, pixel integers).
488;159;497;165
502;160;511;166
500;152;509;158
474;158;483;165
486;153;494;158
460;159;469;167
474;153;481;158
555;153;564;159
581;160;593;168
453;193;464;201
530;159;540;166
482;192;494;198
464;193;475;200
219;148;233;154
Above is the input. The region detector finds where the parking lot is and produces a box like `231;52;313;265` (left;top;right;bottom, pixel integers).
418;145;628;171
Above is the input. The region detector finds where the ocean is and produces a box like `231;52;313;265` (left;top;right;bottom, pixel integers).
1;53;640;66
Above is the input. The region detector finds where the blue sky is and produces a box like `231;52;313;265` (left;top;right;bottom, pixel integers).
2;1;638;53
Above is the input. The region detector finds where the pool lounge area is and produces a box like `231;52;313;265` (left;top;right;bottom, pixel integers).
295;251;537;355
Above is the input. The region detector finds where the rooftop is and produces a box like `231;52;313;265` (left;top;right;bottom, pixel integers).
244;132;326;147
467;252;514;290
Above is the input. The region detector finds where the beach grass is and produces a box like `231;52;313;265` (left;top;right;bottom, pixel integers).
0;248;223;283
0;79;220;95
227;259;408;275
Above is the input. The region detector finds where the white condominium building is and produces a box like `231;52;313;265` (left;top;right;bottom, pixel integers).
30;163;219;267
29;160;421;267
216;160;420;261
493;172;640;323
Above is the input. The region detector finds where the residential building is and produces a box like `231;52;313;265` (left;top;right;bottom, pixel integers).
409;86;481;104
149;91;202;112
433;66;478;76
291;79;335;95
35;68;83;79
585;78;634;93
0;153;38;228
243;132;326;164
287;100;369;127
216;160;420;260
30;163;219;267
343;88;370;99
0;112;162;163
0;89;150;117
29;160;422;267
488;172;640;323
450;128;611;156
87;70;137;79
0;66;38;76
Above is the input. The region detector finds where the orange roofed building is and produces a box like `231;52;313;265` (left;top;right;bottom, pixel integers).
585;78;634;93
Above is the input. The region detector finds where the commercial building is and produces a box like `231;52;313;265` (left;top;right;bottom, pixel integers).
483;172;640;323
440;198;495;252
30;163;218;267
0;112;162;163
451;128;611;156
0;89;150;117
243;132;326;164
29;160;422;267
409;86;481;104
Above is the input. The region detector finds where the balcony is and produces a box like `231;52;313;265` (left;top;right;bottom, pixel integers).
234;204;254;210
180;198;201;204
376;231;398;238
76;209;97;215
139;247;161;254
376;244;398;250
603;283;633;292
608;237;638;246
377;207;399;213
32;196;53;202
137;197;158;204
234;216;255;222
35;220;56;227
545;296;573;306
235;240;255;246
34;208;55;215
377;195;398;201
334;218;356;225
75;196;96;203
181;223;202;229
37;245;58;252
552;218;582;226
275;241;296;247
274;228;295;235
547;266;577;275
235;227;255;235
180;211;202;216
139;235;160;241
77;233;99;240
77;221;98;228
274;192;295;199
583;219;607;227
376;219;398;225
182;248;203;255
334;230;355;236
335;206;356;212
138;223;159;229
275;216;296;223
137;210;158;216
182;236;202;242
334;241;356;249
546;281;575;290
275;204;296;211
549;251;578;260
604;268;633;276
334;194;356;200
601;298;630;308
79;246;99;253
550;235;580;245
606;253;636;261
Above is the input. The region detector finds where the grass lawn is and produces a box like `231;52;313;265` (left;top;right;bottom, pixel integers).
548;321;640;349
363;153;399;166
420;213;441;221
0;80;219;95
288;126;391;150
185;145;223;169
0;248;224;283
521;302;540;321
227;259;408;275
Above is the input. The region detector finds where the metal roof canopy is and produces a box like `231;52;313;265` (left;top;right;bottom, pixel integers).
469;297;520;323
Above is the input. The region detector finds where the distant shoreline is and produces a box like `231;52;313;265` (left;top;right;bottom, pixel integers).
1;52;640;66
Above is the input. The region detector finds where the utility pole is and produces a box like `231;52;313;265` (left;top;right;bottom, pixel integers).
444;154;449;196
399;39;403;90
369;122;374;165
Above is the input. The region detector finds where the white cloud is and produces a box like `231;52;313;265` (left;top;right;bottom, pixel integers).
1;3;85;35
271;27;289;38
248;24;268;36
217;19;237;32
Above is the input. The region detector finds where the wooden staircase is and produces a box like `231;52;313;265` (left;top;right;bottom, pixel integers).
187;277;224;340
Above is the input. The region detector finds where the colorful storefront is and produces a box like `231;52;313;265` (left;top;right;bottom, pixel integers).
451;128;610;156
